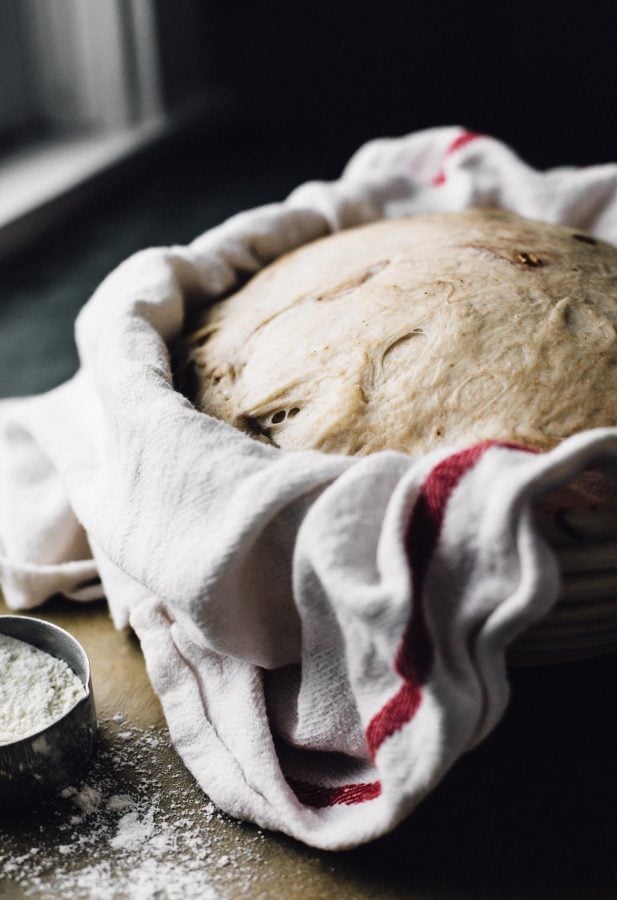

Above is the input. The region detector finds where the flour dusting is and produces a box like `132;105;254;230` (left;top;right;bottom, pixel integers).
0;716;265;898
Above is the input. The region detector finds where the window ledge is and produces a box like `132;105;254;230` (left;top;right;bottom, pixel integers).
0;93;229;263
0;122;167;230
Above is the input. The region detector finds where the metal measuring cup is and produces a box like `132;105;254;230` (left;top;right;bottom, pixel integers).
0;615;97;810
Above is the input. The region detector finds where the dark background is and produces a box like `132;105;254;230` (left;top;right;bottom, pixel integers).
202;1;617;168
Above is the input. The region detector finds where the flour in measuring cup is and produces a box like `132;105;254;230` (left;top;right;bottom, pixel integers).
0;633;86;744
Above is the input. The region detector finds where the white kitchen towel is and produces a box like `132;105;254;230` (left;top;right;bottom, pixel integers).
2;127;617;849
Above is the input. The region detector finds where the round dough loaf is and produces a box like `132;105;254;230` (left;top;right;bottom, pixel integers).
177;209;617;457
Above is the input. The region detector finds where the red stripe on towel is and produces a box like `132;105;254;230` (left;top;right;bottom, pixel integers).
366;440;537;759
365;442;491;757
432;130;485;185
290;440;537;805
286;776;382;808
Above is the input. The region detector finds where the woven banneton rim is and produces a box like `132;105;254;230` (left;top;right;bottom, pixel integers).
509;467;617;666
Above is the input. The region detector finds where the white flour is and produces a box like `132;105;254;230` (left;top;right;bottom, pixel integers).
0;716;266;899
0;633;86;744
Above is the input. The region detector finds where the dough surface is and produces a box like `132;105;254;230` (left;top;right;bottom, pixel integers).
177;209;617;457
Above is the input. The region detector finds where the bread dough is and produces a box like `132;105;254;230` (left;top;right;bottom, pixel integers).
176;209;617;457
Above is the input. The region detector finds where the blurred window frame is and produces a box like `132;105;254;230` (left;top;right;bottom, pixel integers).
3;0;163;137
0;0;219;262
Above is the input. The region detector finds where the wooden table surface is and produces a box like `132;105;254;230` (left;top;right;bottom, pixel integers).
1;593;616;899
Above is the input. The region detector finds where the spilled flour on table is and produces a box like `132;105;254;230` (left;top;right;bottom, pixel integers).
0;715;267;899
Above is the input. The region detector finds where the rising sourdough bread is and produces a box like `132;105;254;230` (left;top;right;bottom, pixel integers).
177;209;617;457
176;208;617;664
